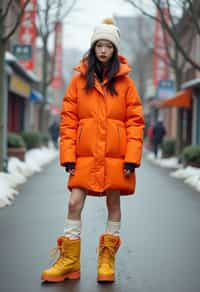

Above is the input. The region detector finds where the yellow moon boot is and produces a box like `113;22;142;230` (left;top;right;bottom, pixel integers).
41;236;80;282
97;234;121;282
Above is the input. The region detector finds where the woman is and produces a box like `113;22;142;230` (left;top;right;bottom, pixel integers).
41;19;144;283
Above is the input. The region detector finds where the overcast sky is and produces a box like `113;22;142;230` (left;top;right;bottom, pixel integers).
62;0;138;51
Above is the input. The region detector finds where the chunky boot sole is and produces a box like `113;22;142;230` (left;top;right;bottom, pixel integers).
41;271;80;282
97;274;115;282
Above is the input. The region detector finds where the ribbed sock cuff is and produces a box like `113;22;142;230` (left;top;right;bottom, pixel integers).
64;219;81;239
105;220;121;236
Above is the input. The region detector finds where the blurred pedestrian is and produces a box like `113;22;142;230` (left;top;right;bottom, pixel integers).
146;122;154;150
48;117;59;148
41;18;144;283
152;118;166;158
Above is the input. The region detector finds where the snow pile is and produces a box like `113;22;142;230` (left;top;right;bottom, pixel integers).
145;149;200;192
0;173;19;208
146;152;180;169
170;166;200;179
0;146;58;208
171;166;200;192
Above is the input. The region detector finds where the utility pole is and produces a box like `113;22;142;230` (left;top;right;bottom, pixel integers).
0;1;6;172
3;65;8;172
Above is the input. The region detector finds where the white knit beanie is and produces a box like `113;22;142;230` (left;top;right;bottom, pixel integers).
91;18;120;50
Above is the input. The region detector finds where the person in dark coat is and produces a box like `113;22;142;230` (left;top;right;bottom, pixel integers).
152;119;166;158
146;122;154;150
48;117;60;148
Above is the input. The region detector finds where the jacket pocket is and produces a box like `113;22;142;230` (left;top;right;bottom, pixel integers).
117;125;127;157
106;121;126;158
76;120;95;156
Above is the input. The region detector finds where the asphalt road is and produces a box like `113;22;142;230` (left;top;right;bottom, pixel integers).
0;156;200;292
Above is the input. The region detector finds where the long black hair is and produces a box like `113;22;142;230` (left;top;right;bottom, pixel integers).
84;42;120;95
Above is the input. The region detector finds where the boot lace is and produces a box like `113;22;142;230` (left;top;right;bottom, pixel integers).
48;246;65;269
99;244;115;264
49;247;59;259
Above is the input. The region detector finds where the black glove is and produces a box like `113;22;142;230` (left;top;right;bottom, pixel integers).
124;162;137;173
64;162;76;173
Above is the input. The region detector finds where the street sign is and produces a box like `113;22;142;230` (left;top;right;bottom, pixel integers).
13;44;32;61
156;79;175;99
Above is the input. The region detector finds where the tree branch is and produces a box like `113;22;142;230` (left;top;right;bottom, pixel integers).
187;0;200;36
47;0;77;35
126;0;200;71
0;0;13;22
36;2;45;39
125;0;158;22
60;0;77;20
152;0;200;71
2;0;31;41
165;0;177;30
180;22;195;69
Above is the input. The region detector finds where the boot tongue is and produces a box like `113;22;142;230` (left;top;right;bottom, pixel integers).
102;235;120;248
49;237;65;259
57;236;65;247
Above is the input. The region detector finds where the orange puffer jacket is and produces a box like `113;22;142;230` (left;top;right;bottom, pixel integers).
60;55;144;196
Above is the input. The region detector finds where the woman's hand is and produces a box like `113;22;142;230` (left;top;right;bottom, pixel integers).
64;162;76;176
123;163;136;176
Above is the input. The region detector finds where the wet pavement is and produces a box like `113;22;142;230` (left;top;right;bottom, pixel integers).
0;156;200;292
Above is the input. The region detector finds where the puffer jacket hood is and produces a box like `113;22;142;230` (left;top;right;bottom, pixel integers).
74;55;131;77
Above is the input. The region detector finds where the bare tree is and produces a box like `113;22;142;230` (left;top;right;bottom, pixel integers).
125;0;200;72
36;0;77;133
0;0;31;172
134;9;195;90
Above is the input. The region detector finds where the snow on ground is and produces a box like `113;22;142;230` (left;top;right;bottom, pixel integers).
0;145;58;208
171;166;200;192
146;151;181;169
145;150;200;193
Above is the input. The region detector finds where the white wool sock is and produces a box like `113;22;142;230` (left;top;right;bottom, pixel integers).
106;220;121;236
64;219;81;239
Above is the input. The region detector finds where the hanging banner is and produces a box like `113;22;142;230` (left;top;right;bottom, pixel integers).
51;22;63;88
153;3;170;87
18;0;37;70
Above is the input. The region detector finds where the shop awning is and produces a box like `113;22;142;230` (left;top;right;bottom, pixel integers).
159;88;192;108
30;89;43;102
9;74;31;98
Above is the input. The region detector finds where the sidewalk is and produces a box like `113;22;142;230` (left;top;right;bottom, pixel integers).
145;149;200;193
0;157;200;292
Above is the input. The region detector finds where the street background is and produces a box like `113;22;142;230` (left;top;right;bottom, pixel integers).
0;1;200;291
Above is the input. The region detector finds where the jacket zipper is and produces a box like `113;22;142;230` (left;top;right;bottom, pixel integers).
117;126;120;153
78;128;83;145
100;82;106;97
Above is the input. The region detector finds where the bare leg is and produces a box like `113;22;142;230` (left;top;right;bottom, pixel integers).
64;188;86;239
67;188;86;220
106;190;121;222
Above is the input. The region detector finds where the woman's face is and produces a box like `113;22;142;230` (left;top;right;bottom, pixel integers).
95;40;114;64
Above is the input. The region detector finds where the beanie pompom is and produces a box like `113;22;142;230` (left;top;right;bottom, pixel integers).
102;18;115;25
